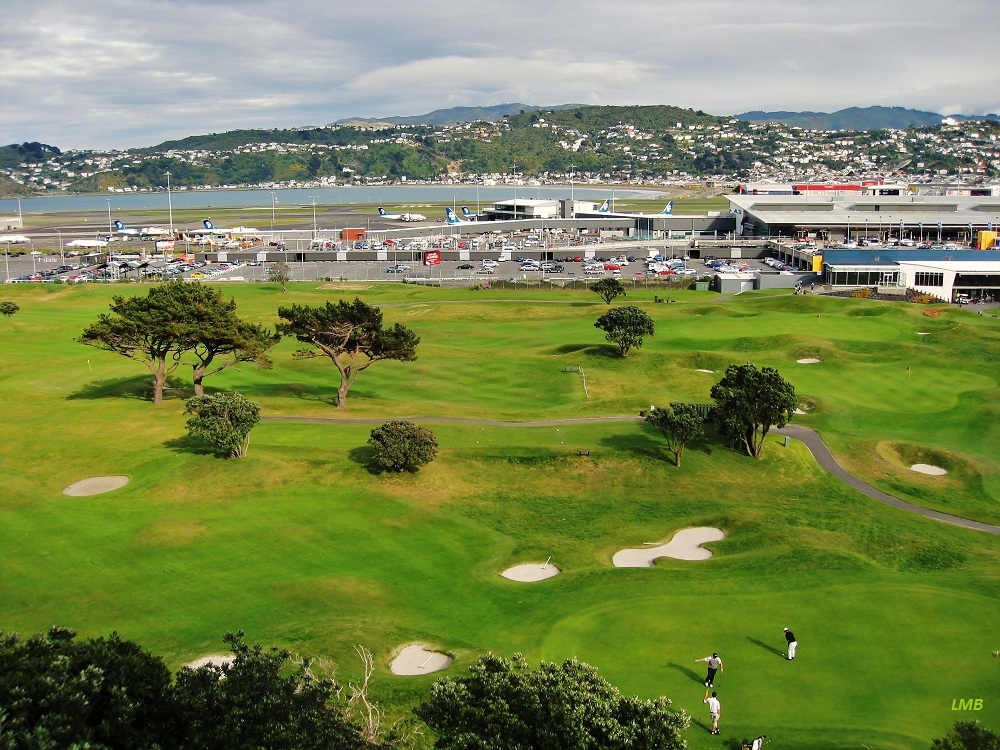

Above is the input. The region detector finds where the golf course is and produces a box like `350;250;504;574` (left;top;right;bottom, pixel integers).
1;280;997;749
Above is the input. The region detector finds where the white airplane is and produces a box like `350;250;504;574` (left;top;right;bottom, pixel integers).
0;234;31;244
378;207;403;220
66;238;109;248
445;207;470;225
596;199;674;217
461;206;479;220
141;225;170;236
113;220;140;236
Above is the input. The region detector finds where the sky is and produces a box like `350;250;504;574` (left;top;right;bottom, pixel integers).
3;0;999;151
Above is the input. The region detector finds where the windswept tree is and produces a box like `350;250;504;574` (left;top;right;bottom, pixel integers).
932;721;1000;750
79;284;195;405
0;300;19;320
646;402;705;467
268;261;292;291
277;298;419;409
591;277;627;305
594;305;654;356
368;420;438;472
710;363;796;458
415;652;689;750
185;392;261;458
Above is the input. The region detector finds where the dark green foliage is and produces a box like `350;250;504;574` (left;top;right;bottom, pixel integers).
414;652;689;750
0;300;19;319
646;402;705;466
594;305;654;356
0;626;174;750
185;392;261;458
268;261;292;291
276;298;419;408
932;721;1000;750
710;363;796;458
590;277;627;305
368;420;438;472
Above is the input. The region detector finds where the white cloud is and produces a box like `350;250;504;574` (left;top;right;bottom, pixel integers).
1;0;997;149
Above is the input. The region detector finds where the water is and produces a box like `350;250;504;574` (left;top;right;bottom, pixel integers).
0;185;664;214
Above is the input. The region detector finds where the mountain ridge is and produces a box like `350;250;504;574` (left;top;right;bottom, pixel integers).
333;103;585;127
735;105;999;130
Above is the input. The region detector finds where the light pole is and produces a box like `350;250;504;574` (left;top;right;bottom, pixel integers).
270;191;277;234
3;241;10;282
309;196;319;241
165;170;174;237
106;199;113;238
57;230;63;264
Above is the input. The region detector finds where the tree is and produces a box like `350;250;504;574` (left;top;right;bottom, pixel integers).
594;305;654;356
646;402;705;467
710;363;796;458
185;392;261;458
276;298;419;409
0;626;174;750
591;277;627;305
0;300;19;320
79;283;197;405
269;261;292;291
172;631;375;750
932;722;1000;750
414;652;689;750
368;420;438;472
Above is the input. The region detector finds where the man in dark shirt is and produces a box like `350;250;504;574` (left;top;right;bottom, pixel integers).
784;628;797;660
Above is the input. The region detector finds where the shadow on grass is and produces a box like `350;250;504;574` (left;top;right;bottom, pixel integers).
163;435;217;457
666;661;705;685
68;375;189;402
599;431;668;461
746;636;786;658
348;446;380;475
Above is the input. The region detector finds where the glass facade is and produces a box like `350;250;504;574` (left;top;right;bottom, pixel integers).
827;268;899;286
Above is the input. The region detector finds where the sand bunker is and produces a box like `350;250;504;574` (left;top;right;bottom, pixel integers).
390;643;452;676
917;332;931;335
910;464;948;476
184;654;235;670
695;368;715;374
794;408;807;415
501;562;561;582
613;527;725;568
63;475;130;496
796;358;822;364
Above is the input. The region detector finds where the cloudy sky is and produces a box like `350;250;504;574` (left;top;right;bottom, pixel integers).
3;0;998;151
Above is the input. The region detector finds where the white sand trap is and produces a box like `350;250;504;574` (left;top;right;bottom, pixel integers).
695;368;715;374
910;463;948;476
390;643;452;676
63;475;130;496
613;527;725;568
794;408;807;415
917;332;931;335
184;654;235;670
501;562;561;582
796;358;822;364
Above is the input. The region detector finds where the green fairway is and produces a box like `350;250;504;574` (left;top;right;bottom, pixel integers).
1;282;998;749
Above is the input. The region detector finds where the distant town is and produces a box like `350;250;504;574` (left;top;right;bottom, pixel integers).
1;105;998;197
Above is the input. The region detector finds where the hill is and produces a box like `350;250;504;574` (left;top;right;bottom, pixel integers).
333;102;584;127
735;105;999;130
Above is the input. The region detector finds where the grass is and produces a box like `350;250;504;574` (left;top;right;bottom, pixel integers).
1;282;998;749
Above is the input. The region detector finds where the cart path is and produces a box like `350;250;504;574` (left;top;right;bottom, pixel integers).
263;415;1000;534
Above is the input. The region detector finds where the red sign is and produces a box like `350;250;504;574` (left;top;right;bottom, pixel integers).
424;250;441;266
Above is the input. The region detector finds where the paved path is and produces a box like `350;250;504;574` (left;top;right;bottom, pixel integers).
263;415;1000;534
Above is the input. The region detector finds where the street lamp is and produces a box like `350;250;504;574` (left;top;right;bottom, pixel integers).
106;199;113;238
57;229;63;264
309;196;319;241
165;170;174;237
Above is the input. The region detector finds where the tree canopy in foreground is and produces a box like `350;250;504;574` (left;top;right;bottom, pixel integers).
710;363;796;458
277;298;419;408
185;391;261;458
414;652;689;750
594;305;654;356
932;721;999;750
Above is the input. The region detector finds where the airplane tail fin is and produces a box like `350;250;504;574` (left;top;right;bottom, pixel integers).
114;220;124;230
462;206;474;216
378;207;388;216
445;207;462;224
598;199;610;212
203;220;215;229
662;200;674;215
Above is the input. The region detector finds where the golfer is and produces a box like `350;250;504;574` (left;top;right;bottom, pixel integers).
695;652;724;687
703;689;721;735
784;627;797;660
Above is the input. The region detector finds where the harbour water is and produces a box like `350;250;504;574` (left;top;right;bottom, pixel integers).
0;185;663;214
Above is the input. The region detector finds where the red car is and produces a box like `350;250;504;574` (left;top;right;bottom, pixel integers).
656;269;676;276
604;263;621;271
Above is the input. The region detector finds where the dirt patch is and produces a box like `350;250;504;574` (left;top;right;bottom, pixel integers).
318;283;371;291
613;527;725;567
923;307;948;318
501;562;560;582
390;643;452;676
184;654;235;670
63;475;130;496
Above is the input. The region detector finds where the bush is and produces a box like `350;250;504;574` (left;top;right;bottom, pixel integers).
368;420;438;472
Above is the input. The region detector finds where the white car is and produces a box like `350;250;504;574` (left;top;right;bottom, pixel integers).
482;260;500;269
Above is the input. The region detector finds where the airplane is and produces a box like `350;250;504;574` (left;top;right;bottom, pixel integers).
445;207;471;224
378;207;403;220
0;234;31;244
141;225;170;236
401;211;426;222
461;206;479;220
113;220;140;236
595;198;673;217
186;220;259;238
66;238;109;248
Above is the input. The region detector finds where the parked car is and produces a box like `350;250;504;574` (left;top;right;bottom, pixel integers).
457;262;475;270
386;264;411;273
